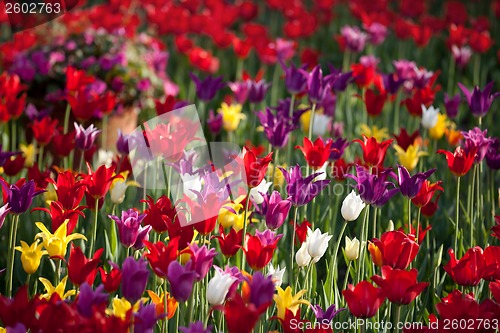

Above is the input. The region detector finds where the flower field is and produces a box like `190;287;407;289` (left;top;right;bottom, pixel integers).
0;0;500;332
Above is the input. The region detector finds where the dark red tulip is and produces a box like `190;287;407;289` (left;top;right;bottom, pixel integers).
364;88;388;117
99;262;122;293
213;225;242;258
492;216;500;240
31;116;58;146
393;128;420;151
371;266;429;305
368;231;419;269
51;130;75;158
2;154;25;176
34;200;86;234
444;247;491;286
48;171;87;211
141;195;177;234
342;281;385;319
68;245;103;286
437;146;477;177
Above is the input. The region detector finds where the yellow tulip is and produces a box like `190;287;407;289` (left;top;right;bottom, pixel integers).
39;276;76;300
0;327;5;333
218;103;246;132
218;202;245;231
273;286;310;320
359;124;389;142
20;143;36;167
267;163;286;191
15;240;47;274
35;220;87;258
429;114;448;140
106;297;142;320
393;144;427;172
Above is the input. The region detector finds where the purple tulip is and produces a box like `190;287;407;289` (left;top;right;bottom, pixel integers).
382;73;404;95
116;130;130;155
207;110;223;135
1;179;44;215
462;127;493;163
121;257;149;303
307;65;331;105
347;166;399;207
458;81;500;118
340;25;368;53
328;137;349;161
0;144;21;167
310;303;345;323
281;62;308;95
248;80;271;104
74;122;101;151
279;165;330;207
444;93;461;119
247;272;275;307
179;321;213;333
486;138;500;170
228;81;250;104
134;303;162;333
364;22;388;45
0;204;11;229
262;191;292;230
77;283;108;318
276;38;295;62
452;45;472;68
413;68;433;89
189;73;225;102
108;209;150;249
167;260;198;302
188;243;217;281
397;166;436;199
326;65;353;92
4;323;26;333
257;107;295;148
393;60;417;82
318;91;336;117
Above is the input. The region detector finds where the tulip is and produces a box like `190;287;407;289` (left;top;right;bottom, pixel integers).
363;88;387;117
437;146;477;177
282;62;308;95
249;179;272;205
143;237;179;278
295;242;311;267
14;240;47;274
116;130;130;155
492;216;500;240
411;180;444;208
39;276;76;301
0;204;11;229
218;102;246;132
397;166;436;199
429;113;448;140
65;66;95;93
486;139;500;170
342;281;385;319
121;257;149;303
179;322;213;333
444;247;488;286
206;267;237;305
444;93;461;119
141;195;177;234
146;290;178;318
368;230;419;269
84;164;122;199
279;164;330;206
109;175;138;205
1;179;44;215
213;226;242;258
307;65;331;105
310;304;345;323
189;73;225;102
99;262;122;292
340;25;368;53
188;243;217;280
392;129;420;151
74;122;101;151
108;297;140;320
243;147;273;188
344;236;360;261
461;127;493;163
228;81;250;104
67;244;103;286
134;303;161;333
305;227;332;263
452;45;472;68
268;264;285;287
295;137;332;169
257;107;296;149
274;287;310;320
371;266;429;305
353;135;393;167
421;105;439;129
458;81;499;118
347;166;399;207
263;191;292;230
247;80;271;104
35;220;87;258
77;283;108;318
166;260;198;302
244;230;282;271
108;209;150;249
31;116;58;146
341;190;366;221
207;110;223;134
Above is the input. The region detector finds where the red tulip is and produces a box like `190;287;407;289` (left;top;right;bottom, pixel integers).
371;266;429;305
353;135;393;167
99;263;122;293
34;201;85;234
411;180;443;208
143;237;179;278
0;72;27;122
51;130;75;157
243;147;273;188
410;24;433;48
68;245;103;286
342;281;385;319
368;231;419;269
492;215;500;240
232;37;252;59
392;128;420;151
295;137;332;169
243;230;282;271
83;164;122;200
490;280;500;303
292;219;311;245
421;192;441;217
482;246;500;281
332;158;352;181
446;24;470;49
437;146;477;177
31;116;58;146
2;154;25;177
141;195;177;234
213;226;242;258
66;88;101;122
444;247;490;286
174;35;193;54
47;171;87;211
364;88;388;117
27;163;50;189
222;291;270;333
65;66;95;93
469;30;494;53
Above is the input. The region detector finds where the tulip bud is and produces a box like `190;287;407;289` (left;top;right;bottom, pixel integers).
296;242;311;267
110;180;128;204
421;105;439;129
206;269;237;305
386;220;394;231
344;236;360;261
306;228;332;263
341;190;366;221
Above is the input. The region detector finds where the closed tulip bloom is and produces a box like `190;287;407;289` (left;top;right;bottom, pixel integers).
345;236;360;261
305;228;332;263
15;240;47;274
74;122;101;151
121;257;149;303
444;247;488;286
244;230;282;271
207;267;237;305
189;73;225;102
167;260;198;302
421;105;439;129
295;242;311;267
263;191;292;230
67;244;103;286
341;190;366;221
342;281;385;319
188;243;218;281
268;264;285;287
108;209;150;249
371;266;429;305
207;110;223;135
458;81;499;118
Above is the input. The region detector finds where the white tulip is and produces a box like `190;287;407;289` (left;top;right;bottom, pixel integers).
96;149;114;167
268;264;285;287
249;179;273;205
110;179;128;204
341;190;366;221
344;236;360;261
306;227;332;263
295;242;311;267
181;173;203;201
206;269;237;305
313;162;329;181
421;105;439;129
312;113;331;137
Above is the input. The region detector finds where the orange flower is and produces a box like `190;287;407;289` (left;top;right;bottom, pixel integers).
147;290;178;319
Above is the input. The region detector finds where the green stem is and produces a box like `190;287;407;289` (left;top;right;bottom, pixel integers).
356;206;369;284
54;259;61;286
6;214;19;297
63;103;71;134
37;145;44;168
239;188;252;270
286;94;296;165
455;177;461;253
307;103;317;141
394;304;401;333
331;221;348;305
102;115;109;150
88;199;99;257
408;198;412;234
289;206;299;285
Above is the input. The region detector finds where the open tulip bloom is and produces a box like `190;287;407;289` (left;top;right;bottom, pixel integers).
3;1;500;332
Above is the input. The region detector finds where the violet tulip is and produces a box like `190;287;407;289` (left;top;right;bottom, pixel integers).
247;272;275;308
108;209;150;249
310;304;345;323
180;321;213;333
347;166;399;207
281;62;308;95
397;166;436;199
263;191;292;230
74;122;101;151
308;65;331;105
462;127;493;163
77;283;108;318
189;73;225;102
121;257;149;303
458;81;500;118
278;164;330;207
248;80;271;104
1;179;44;214
444;93;461;119
189;243;217;281
167;260;198;302
257;107;295;148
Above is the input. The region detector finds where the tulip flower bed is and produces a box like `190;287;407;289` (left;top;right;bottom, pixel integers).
1;0;500;332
